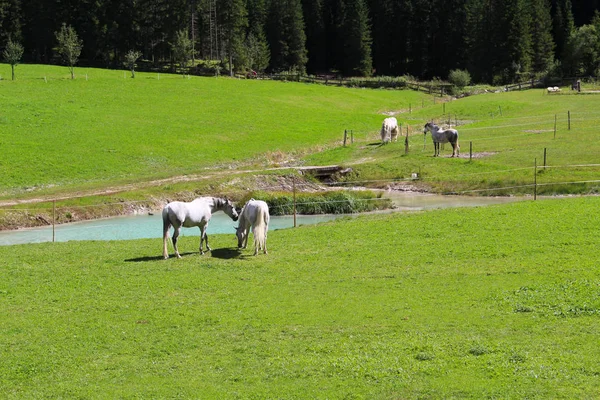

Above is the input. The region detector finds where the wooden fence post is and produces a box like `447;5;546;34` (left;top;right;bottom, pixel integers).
52;200;56;243
405;126;409;155
469;141;473;162
543;148;547;170
343;130;347;147
568;111;571;130
534;158;537;201
293;176;297;228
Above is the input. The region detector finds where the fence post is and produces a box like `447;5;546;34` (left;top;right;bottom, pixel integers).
543;148;547;170
343;130;347;147
293;176;297;228
469;141;473;162
405;126;409;155
52;200;56;243
568;111;571;130
534;158;537;201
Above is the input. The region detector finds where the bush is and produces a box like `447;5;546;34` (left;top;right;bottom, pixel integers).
448;69;471;90
238;190;391;216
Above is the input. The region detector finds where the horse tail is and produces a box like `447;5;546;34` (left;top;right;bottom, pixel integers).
253;205;268;255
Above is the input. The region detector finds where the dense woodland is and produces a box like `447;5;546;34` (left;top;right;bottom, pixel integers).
1;0;600;83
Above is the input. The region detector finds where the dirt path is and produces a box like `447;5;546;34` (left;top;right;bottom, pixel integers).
0;164;337;207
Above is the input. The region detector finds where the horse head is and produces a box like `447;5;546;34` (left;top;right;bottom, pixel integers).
235;224;247;248
223;199;239;221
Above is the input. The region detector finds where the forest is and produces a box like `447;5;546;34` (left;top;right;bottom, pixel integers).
1;0;600;84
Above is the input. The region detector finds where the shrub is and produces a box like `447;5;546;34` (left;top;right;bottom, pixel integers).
448;69;471;90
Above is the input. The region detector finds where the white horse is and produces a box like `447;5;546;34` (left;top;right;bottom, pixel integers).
236;199;270;256
162;197;238;259
423;122;460;157
381;117;399;143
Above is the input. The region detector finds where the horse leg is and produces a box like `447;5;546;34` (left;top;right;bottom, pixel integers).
263;226;268;255
198;226;207;254
200;226;211;254
172;226;182;259
243;227;250;249
162;223;170;260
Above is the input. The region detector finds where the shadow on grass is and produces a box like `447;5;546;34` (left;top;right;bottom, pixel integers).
210;247;242;259
125;248;242;262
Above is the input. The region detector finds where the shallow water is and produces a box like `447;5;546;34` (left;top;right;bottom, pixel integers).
0;193;523;246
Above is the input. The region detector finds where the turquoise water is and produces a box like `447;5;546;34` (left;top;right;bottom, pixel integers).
0;193;522;246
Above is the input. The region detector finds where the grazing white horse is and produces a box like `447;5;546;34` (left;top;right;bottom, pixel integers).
423;122;460;157
162;197;238;259
381;117;399;143
236;199;270;256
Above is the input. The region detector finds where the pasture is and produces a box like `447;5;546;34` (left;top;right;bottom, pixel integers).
0;64;424;198
1;196;599;398
307;89;600;195
1;65;599;398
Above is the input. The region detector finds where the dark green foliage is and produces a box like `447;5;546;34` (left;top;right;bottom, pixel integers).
530;0;556;73
3;0;600;82
339;0;372;76
266;0;307;72
3;37;24;80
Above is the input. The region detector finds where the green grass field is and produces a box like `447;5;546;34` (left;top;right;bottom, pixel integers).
1;65;599;398
0;64;424;198
1;196;599;398
307;89;600;195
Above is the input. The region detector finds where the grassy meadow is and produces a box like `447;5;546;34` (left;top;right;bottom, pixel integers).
1;65;600;398
307;89;600;195
0;64;424;198
1;196;599;398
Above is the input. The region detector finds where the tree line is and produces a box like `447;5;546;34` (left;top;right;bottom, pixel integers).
1;0;600;84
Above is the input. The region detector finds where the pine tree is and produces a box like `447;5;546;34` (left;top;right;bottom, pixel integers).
220;0;248;75
530;0;555;73
266;0;307;72
246;0;270;72
340;0;372;76
0;0;22;46
302;0;327;73
552;0;575;61
367;0;394;75
408;0;432;77
426;0;469;79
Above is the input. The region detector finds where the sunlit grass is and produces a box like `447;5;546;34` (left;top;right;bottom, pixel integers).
1;196;599;398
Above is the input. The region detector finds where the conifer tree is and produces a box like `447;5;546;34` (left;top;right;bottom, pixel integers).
266;0;307;72
302;0;327;73
530;0;556;73
340;0;372;76
246;0;270;72
553;0;575;60
220;0;248;75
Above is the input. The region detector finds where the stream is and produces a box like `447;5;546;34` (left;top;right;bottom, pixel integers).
0;192;523;246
